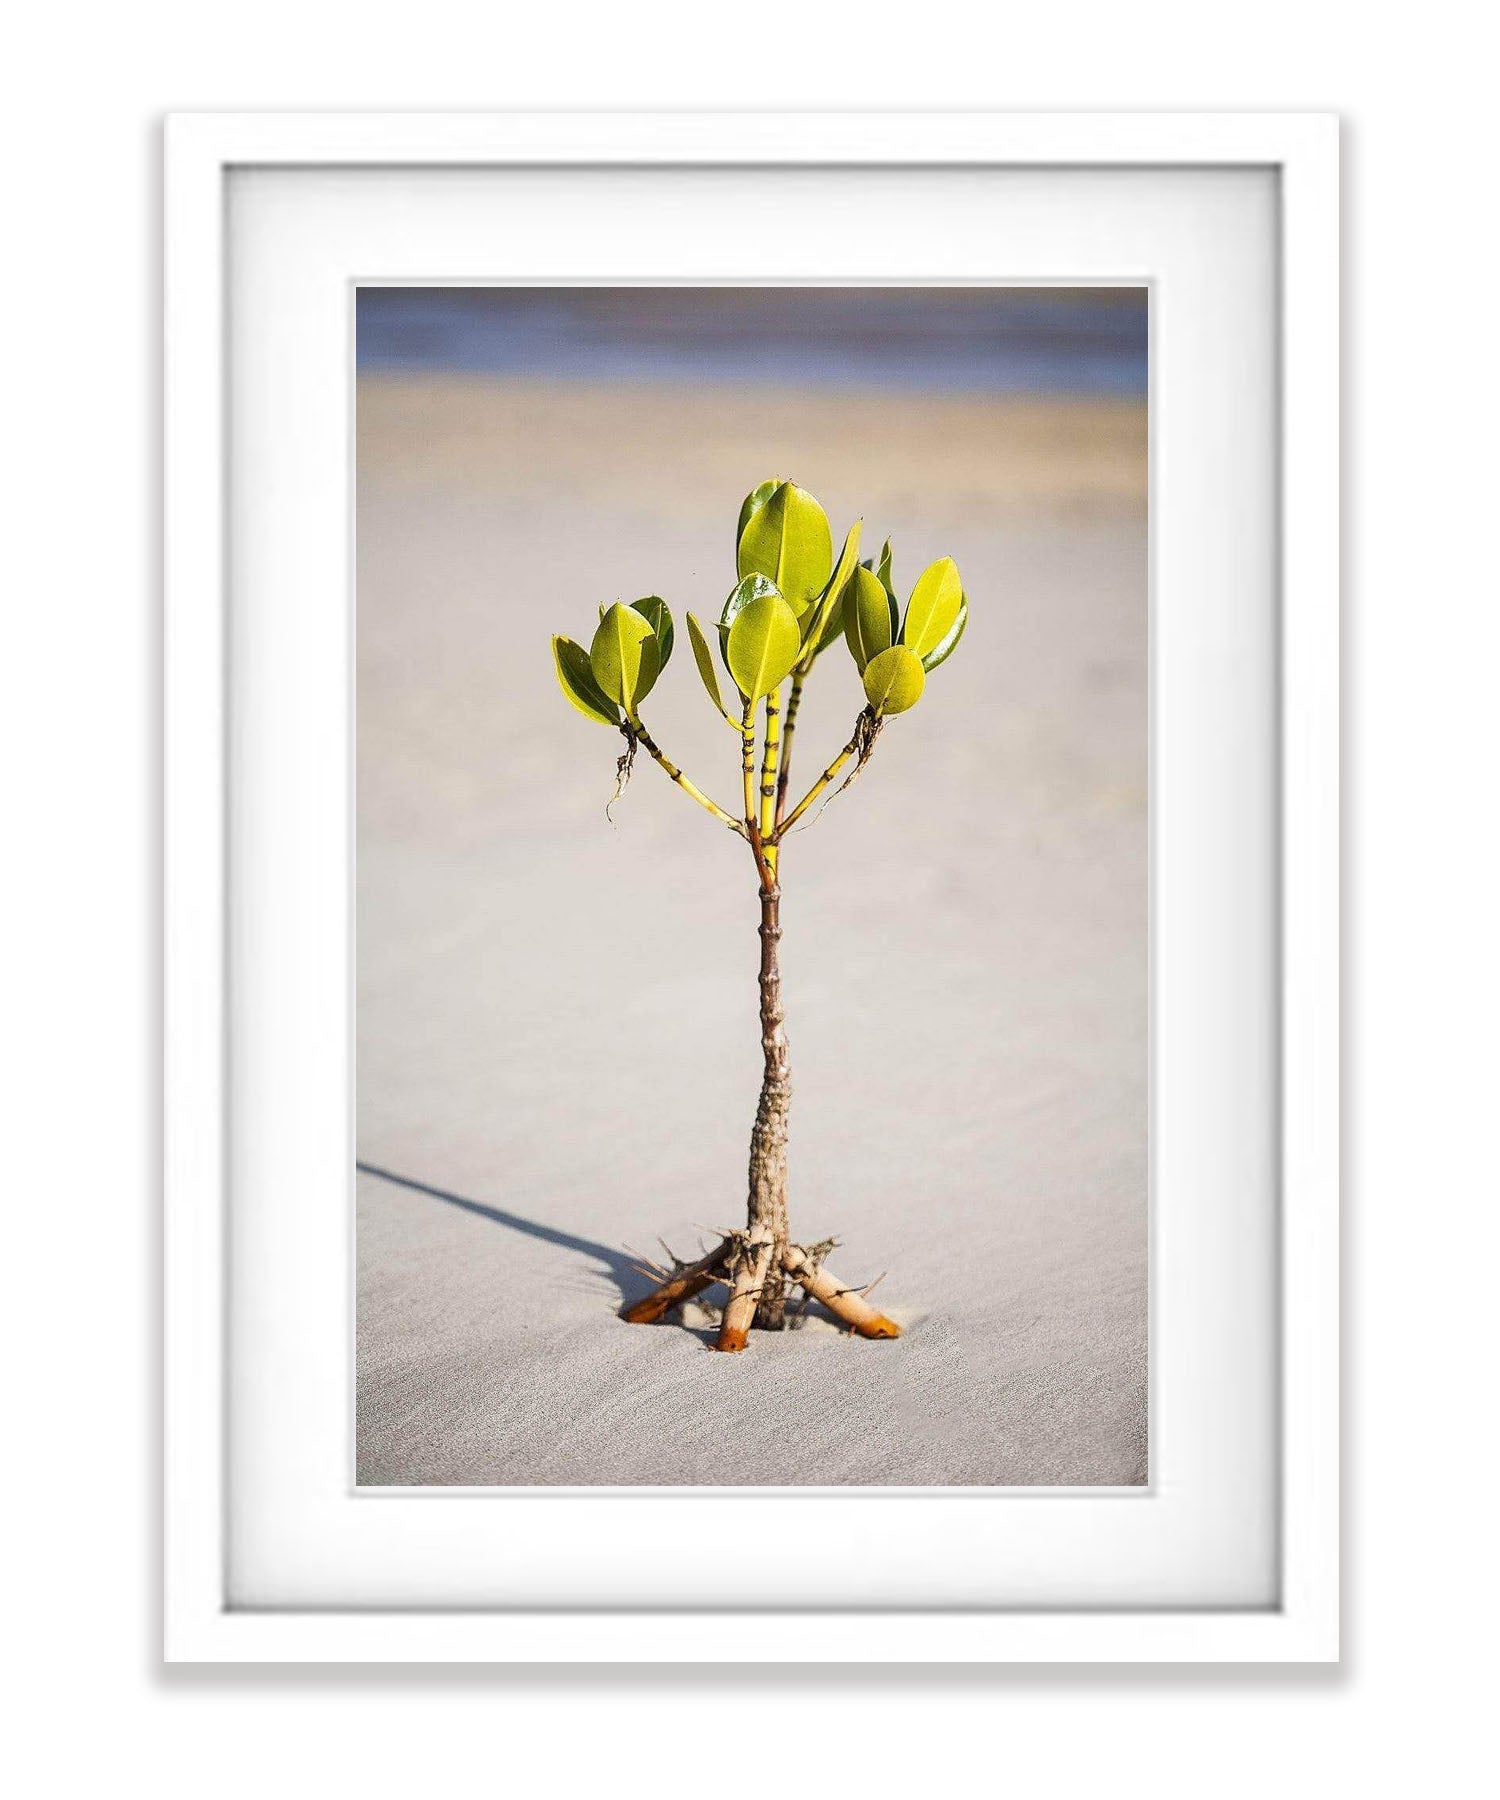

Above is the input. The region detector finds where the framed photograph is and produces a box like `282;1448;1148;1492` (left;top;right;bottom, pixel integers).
165;112;1338;1661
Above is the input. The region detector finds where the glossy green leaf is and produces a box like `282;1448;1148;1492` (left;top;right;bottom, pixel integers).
843;565;899;672
726;592;803;703
636;634;662;709
735;480;833;611
590;602;661;717
629;595;673;669
552;634;621;728
900;557;965;662
736;477;782;560
718;573;780;675
861;644;926;715
799;518;863;653
811;587;850;657
685;611;737;726
719;572;780;632
876;537;895;598
921;591;968;673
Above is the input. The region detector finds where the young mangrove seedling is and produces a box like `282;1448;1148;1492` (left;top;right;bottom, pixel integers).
550;478;968;1351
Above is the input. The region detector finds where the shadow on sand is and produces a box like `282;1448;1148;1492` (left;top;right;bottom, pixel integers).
358;1164;857;1349
356;1160;709;1328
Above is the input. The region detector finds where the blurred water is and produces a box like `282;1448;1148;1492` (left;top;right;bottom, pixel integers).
356;286;1146;399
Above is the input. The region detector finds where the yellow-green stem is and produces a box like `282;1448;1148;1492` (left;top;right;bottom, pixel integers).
774;724;863;839
740;702;776;891
740;702;757;832
774;669;806;828
632;722;746;836
759;690;782;880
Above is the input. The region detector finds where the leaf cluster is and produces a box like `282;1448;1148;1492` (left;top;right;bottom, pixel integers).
841;538;967;717
549;477;971;849
552;596;675;728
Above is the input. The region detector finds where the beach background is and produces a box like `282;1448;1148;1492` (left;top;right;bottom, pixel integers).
356;287;1147;1485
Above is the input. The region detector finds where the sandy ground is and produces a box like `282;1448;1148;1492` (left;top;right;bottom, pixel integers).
356;375;1146;1485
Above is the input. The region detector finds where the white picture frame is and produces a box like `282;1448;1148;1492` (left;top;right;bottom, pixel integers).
164;112;1338;1663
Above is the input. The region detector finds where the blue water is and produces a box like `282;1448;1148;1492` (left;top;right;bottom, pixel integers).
356;287;1146;399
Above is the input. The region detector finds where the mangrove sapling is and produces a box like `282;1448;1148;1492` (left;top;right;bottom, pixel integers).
550;478;969;1352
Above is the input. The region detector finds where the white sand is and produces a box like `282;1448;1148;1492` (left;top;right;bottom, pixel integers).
356;376;1147;1485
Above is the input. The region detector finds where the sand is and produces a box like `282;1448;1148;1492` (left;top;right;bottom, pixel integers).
356;375;1147;1485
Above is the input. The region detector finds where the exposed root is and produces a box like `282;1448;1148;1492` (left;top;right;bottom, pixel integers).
788;1236;838;1326
783;1242;902;1340
607;726;639;822
850;705;883;777
820;706;883;812
619;1236;731;1325
621;1224;902;1349
714;1228;775;1353
783;707;883;837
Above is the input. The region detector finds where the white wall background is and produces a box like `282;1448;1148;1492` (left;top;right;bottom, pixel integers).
2;5;1494;1793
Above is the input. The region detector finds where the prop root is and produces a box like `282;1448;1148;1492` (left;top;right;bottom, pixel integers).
619;1238;732;1325
618;1230;902;1349
714;1228;776;1353
781;1243;902;1339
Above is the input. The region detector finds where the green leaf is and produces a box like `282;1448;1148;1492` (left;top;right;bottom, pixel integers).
633;634;662;712
843;564;899;672
736;478;782;560
921;591;968;673
719;572;780;632
629;595;673;669
876;538;895;598
726;592;803;703
799;518;863;654
590;602;661;717
686;611;737;727
862;644;926;715
901;557;964;662
552;634;621;728
736;480;833;611
813;594;849;658
718;573;780;675
812;589;850;657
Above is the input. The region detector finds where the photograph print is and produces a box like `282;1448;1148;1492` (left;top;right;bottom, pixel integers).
355;286;1147;1486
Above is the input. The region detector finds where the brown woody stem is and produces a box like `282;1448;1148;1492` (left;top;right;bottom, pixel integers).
744;879;792;1328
